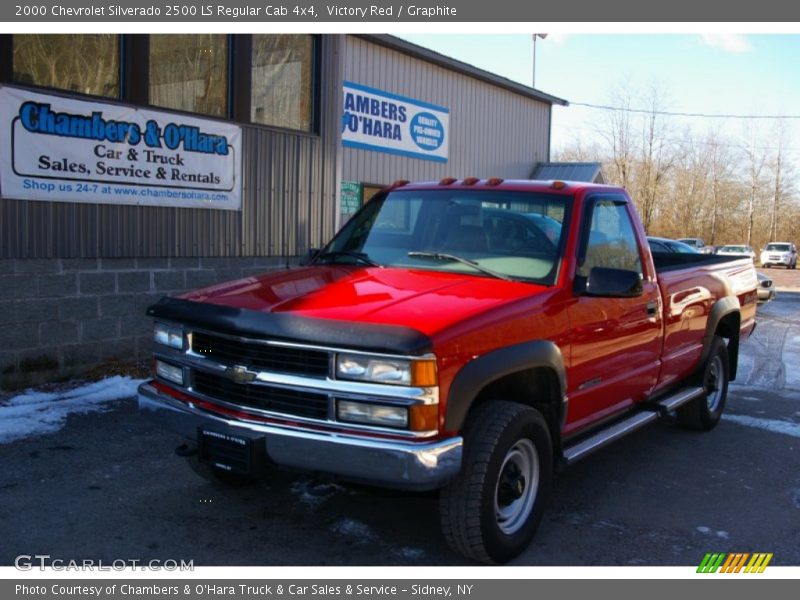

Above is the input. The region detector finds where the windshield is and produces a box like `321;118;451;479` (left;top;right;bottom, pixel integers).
319;189;571;285
766;244;791;252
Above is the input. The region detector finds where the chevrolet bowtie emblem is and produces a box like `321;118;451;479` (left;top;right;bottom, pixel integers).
225;365;257;384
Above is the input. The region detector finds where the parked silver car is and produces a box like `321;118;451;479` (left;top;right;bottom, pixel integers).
757;272;776;303
717;244;756;261
677;238;714;254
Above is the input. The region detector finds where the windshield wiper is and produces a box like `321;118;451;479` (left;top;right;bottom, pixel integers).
315;250;381;267
407;251;512;281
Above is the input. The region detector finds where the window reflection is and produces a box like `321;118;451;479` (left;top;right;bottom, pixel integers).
251;34;314;131
13;34;119;98
149;35;228;117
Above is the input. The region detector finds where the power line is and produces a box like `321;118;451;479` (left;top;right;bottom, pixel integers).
569;101;800;120
557;123;800;154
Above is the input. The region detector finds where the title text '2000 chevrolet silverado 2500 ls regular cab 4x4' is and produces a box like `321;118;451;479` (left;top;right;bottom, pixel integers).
139;179;757;564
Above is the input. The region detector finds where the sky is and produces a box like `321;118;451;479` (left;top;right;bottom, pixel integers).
397;34;800;166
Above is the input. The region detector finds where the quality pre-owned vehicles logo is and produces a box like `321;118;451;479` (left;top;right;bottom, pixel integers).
697;552;773;573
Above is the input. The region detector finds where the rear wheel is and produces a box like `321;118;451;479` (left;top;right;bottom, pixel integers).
439;401;552;564
677;336;729;431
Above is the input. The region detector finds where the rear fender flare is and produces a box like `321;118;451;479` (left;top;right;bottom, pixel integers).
700;296;741;378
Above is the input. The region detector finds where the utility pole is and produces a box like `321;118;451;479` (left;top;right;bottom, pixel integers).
532;33;547;88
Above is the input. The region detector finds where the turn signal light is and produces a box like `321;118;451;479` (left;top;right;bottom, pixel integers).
410;359;438;387
409;404;439;432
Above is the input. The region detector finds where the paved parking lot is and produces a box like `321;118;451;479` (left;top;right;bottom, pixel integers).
1;286;798;567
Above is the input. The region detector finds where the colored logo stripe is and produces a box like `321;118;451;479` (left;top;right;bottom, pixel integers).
697;553;726;573
745;553;773;573
697;553;773;573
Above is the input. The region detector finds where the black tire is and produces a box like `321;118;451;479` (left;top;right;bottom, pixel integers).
439;401;553;564
185;455;258;487
677;336;729;431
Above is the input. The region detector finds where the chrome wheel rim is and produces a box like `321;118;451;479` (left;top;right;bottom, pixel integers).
494;438;539;535
706;355;725;412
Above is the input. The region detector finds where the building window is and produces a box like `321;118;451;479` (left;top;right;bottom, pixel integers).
149;35;228;118
12;34;119;98
251;34;314;131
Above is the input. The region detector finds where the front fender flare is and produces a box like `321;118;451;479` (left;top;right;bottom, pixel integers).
443;340;567;432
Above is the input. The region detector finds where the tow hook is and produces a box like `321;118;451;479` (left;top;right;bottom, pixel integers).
175;443;197;457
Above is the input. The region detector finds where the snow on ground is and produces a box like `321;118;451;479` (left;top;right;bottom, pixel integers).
724;414;800;439
329;517;378;543
290;478;345;507
0;376;144;444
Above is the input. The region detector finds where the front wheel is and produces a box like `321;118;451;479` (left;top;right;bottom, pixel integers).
439;401;553;564
677;336;729;431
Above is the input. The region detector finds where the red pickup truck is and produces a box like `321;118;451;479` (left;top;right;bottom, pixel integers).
139;179;757;564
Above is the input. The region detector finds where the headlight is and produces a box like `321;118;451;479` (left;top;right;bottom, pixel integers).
154;322;184;349
155;360;184;385
335;354;437;386
337;400;408;428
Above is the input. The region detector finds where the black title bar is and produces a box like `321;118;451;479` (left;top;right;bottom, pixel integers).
3;0;800;22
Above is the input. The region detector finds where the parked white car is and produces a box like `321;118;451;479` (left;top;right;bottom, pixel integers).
760;242;797;269
716;245;756;261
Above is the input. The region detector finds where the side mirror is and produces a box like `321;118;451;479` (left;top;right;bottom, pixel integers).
585;267;643;298
299;247;320;266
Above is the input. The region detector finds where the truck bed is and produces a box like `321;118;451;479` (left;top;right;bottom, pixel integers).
651;251;743;272
652;253;757;392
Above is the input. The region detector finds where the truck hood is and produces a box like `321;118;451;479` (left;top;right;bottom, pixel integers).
179;265;548;338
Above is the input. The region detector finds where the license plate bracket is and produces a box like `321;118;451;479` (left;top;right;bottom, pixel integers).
197;427;265;476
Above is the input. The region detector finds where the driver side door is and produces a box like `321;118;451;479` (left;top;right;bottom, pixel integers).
564;197;663;435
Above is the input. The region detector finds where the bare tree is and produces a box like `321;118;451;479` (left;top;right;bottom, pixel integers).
767;120;796;242
633;84;677;231
740;123;768;247
597;82;636;193
553;80;800;250
705;130;736;245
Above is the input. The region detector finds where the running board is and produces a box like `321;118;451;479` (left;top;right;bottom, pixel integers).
562;386;705;465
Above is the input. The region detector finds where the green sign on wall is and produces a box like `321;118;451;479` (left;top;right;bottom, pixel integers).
340;181;363;216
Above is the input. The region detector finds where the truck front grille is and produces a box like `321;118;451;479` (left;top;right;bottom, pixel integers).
191;331;330;377
193;371;329;420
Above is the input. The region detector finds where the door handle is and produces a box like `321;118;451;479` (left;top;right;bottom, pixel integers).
646;301;658;316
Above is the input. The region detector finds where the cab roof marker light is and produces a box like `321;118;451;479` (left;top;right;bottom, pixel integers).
487;177;504;186
462;177;480;186
439;177;457;185
391;179;410;188
552;180;568;190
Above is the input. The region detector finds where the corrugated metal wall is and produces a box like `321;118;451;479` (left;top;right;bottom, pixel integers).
0;36;342;259
342;37;551;185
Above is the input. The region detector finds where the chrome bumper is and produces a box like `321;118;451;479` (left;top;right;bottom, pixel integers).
137;382;462;491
